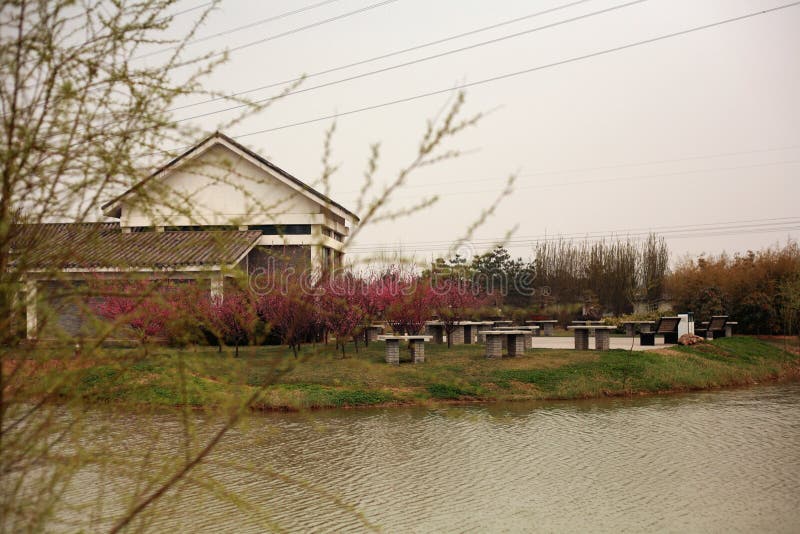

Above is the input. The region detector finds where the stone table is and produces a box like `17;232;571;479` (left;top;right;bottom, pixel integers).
566;325;617;351
483;330;529;359
525;320;558;336
377;335;433;364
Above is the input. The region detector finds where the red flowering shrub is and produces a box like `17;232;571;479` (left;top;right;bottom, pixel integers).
256;274;321;357
91;279;176;352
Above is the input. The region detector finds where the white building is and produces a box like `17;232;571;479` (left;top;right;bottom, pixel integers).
102;131;359;271
13;132;359;339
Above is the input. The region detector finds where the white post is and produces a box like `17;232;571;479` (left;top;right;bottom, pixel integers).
210;273;224;302
25;278;37;340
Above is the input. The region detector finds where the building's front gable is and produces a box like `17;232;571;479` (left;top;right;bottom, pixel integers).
117;140;329;229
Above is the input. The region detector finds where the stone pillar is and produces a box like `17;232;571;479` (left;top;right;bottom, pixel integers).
485;335;503;359
595;329;611;351
523;332;532;350
625;324;635;337
210;273;224;302
385;339;400;365
463;325;473;344
508;334;525;357
724;325;734;337
573;329;589;350
433;326;444;344
543;323;554;336
640;323;652;333
449;325;465;345
410;339;425;363
25;278;37;340
365;326;382;343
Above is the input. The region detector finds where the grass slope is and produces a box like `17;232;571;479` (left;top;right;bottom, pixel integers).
12;336;800;411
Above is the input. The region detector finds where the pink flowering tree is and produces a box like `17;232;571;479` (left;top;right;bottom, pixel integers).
384;274;437;335
319;274;366;357
256;274;322;357
202;288;258;357
91;279;176;354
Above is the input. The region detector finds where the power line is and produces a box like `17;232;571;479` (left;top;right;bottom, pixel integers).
168;0;597;112
346;225;800;255
346;217;800;251
228;1;800;139
167;1;216;19
137;0;348;59
336;154;800;196
174;0;649;123
204;0;403;60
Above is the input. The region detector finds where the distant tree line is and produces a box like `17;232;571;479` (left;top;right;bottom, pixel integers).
426;236;800;335
429;234;670;316
667;241;800;335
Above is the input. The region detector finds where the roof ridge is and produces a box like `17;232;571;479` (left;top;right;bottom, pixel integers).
100;132;359;223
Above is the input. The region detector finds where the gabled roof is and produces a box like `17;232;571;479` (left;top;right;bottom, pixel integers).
11;223;262;270
101;131;359;223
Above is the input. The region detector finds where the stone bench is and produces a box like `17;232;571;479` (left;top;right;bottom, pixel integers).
483;330;530;359
566;325;616;350
377;335;432;364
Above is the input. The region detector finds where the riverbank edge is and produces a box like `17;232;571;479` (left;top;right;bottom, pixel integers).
249;358;800;413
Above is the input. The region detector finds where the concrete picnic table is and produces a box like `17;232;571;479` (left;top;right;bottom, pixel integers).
424;321;445;344
362;324;385;343
483;330;530;359
567;325;617;350
525;320;558;336
474;321;497;343
495;325;539;349
621;320;655;336
424;321;486;345
377;335;433;364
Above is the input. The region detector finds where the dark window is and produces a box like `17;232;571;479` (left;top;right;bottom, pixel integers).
249;224;311;235
164;225;240;232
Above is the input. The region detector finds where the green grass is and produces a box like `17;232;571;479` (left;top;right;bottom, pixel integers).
9;336;799;411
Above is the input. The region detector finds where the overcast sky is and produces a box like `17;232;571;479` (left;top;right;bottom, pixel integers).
153;0;800;264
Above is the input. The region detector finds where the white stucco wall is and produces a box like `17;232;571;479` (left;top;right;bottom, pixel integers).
121;144;330;228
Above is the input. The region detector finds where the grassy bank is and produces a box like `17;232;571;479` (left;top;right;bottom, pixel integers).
10;336;800;411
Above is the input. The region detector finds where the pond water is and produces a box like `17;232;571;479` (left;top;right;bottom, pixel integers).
45;383;800;532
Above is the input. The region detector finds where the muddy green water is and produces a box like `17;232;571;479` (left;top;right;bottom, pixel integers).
52;383;800;532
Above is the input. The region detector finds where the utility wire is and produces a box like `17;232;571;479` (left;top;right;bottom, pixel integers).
346;217;800;251
207;0;402;60
347;225;800;255
167;1;216;19
346;224;800;254
174;0;649;122
335;154;800;196
169;0;597;112
227;1;800;139
340;160;800;199
137;0;347;59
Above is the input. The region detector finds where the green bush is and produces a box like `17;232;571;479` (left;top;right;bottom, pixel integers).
427;383;477;399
